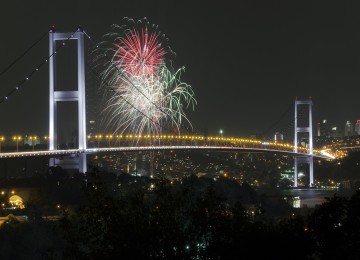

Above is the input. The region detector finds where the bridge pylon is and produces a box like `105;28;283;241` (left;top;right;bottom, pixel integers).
294;98;313;187
48;27;87;173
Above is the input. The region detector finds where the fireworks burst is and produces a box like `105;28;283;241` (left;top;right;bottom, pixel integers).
112;25;166;78
95;17;196;140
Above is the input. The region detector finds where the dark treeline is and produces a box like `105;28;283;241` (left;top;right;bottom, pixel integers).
0;171;359;259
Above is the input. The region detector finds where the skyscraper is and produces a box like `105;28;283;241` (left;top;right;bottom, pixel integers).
274;132;284;142
330;126;340;138
355;120;360;135
316;121;321;136
345;121;354;137
316;119;328;137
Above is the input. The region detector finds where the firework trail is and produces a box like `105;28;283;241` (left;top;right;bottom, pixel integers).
94;17;196;140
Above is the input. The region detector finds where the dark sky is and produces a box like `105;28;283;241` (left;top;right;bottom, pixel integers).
0;1;360;139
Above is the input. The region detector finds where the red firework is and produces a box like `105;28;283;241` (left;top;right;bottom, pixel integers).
113;26;166;78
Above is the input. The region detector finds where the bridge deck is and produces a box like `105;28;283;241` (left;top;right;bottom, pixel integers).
0;146;333;160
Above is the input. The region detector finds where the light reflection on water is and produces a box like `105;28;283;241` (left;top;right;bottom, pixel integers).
282;188;351;208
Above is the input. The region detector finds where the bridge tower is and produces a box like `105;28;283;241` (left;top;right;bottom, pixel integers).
48;27;87;173
294;98;313;187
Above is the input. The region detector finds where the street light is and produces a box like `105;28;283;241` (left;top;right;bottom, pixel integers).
29;135;37;151
95;134;102;148
116;134;122;146
87;134;92;147
0;136;4;153
105;134;113;147
12;136;21;152
43;136;49;149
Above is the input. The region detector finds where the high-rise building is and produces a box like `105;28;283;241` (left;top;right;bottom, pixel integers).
330;126;340;138
316;119;328;137
274;132;284;142
316;121;321;136
355;120;360;135
345;121;354;137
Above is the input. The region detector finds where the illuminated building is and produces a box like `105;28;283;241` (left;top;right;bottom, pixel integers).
330;126;340;138
284;196;300;208
274;132;283;142
345;121;354;137
355;120;360;135
316;121;321;136
316;119;328;137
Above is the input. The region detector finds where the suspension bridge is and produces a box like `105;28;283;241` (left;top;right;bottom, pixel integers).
0;27;338;187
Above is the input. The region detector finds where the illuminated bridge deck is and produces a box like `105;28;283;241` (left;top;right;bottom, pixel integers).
0;135;338;159
0;145;334;160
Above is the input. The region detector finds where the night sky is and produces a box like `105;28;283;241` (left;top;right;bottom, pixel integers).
0;1;360;139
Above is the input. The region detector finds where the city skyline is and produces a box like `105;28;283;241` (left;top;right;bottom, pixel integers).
0;1;359;137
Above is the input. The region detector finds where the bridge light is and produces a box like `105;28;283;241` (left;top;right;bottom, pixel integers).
0;136;4;153
28;136;38;151
94;135;102;148
105;135;113;147
12;136;21;152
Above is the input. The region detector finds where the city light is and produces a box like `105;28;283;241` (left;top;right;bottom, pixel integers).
320;149;336;159
29;135;38;151
105;135;113;147
0;132;340;160
94;135;102;148
43;136;49;149
0;136;4;153
12;136;22;152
